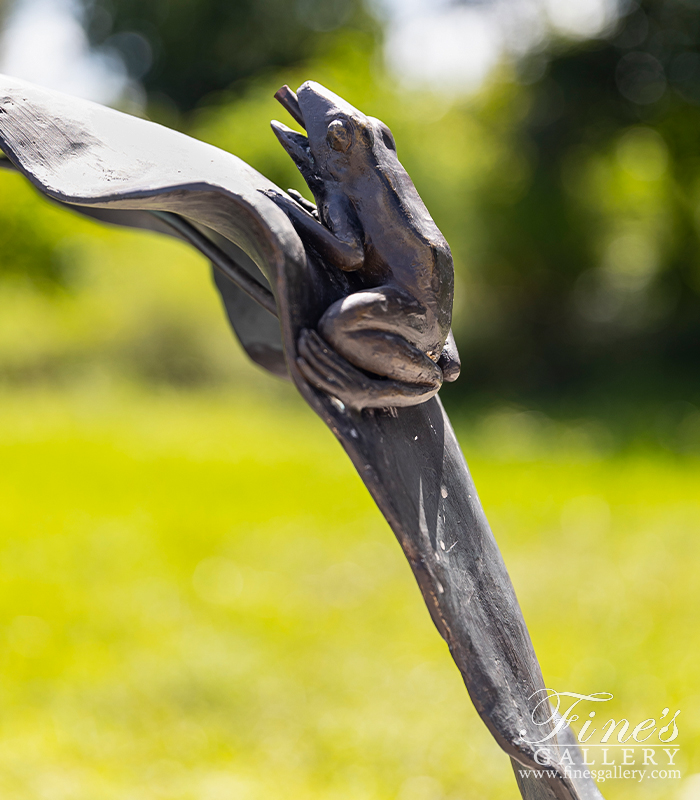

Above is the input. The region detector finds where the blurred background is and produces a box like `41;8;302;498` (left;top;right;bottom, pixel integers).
0;1;698;799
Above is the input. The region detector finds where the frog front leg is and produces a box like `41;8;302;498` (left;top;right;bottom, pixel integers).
262;188;364;271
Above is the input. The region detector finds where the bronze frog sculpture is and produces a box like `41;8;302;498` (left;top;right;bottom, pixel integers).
265;81;460;409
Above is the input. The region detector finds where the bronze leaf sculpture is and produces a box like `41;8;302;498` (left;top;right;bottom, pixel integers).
0;75;603;800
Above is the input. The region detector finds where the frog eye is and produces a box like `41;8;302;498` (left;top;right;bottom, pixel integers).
327;119;352;152
380;123;396;151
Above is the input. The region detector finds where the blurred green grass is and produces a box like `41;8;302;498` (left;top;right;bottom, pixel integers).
0;384;697;800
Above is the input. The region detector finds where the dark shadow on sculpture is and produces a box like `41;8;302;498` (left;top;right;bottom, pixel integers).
0;75;603;800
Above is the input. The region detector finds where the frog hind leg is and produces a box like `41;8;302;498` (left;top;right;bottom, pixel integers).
295;286;447;409
297;330;441;410
318;287;443;385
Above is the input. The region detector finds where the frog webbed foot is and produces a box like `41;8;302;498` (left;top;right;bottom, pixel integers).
297;329;374;405
260;187;300;214
296;329;442;410
287;189;318;219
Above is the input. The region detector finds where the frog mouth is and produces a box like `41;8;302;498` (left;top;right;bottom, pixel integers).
270;85;311;169
269;121;310;167
274;85;305;129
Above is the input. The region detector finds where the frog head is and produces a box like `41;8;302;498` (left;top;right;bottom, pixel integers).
271;81;397;187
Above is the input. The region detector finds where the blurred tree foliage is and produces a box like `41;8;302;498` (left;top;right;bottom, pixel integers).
464;0;700;398
0;0;377;290
0;171;78;289
80;0;378;114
